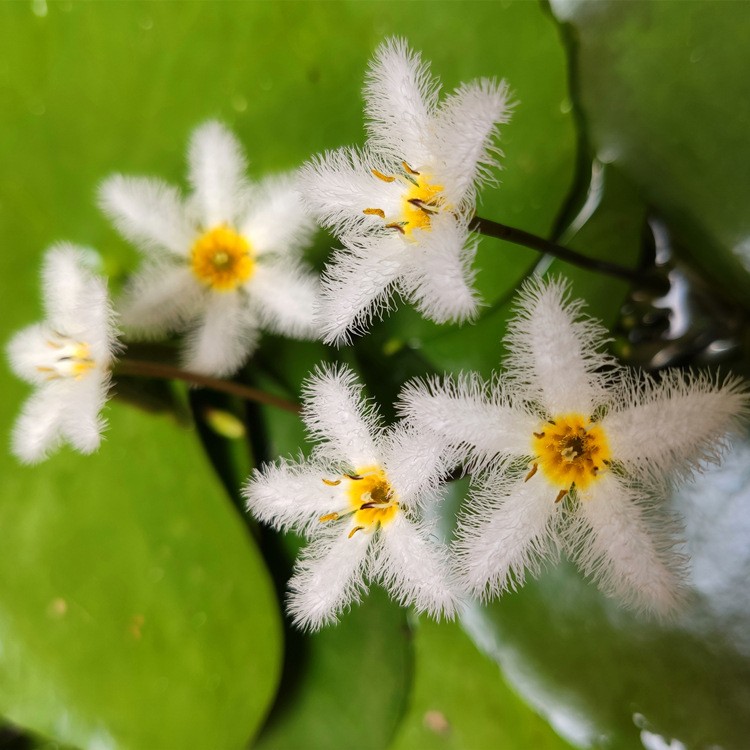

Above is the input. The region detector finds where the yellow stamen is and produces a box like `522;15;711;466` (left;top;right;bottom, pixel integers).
531;413;611;495
524;463;538;483
190;225;254;291
348;526;365;539
363;208;386;219
319;512;339;523
346;465;399;530
371;169;396;183
322;478;341;487
402;161;420;176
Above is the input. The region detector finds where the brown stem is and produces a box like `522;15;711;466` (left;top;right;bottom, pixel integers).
471;216;666;292
115;358;300;414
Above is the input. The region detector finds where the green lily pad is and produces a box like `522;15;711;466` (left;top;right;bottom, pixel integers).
549;0;750;305
389;617;575;750
0;400;282;749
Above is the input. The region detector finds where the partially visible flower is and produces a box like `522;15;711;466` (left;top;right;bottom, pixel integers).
244;364;459;630
99;120;319;377
300;38;512;344
398;277;748;616
7;244;119;463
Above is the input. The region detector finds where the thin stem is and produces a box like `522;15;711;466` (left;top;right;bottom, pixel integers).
471;216;665;291
115;358;301;414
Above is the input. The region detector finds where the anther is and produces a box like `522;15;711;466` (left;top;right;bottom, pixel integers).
547;419;557;426
363;208;386;219
319;512;339;523
348;526;364;539
321;478;341;486
555;489;568;504
524;463;538;483
371;169;395;183
345;473;364;481
385;222;406;234
533;431;545;439
407;198;438;215
402;161;420;176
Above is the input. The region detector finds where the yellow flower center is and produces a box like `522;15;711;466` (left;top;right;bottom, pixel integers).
528;413;611;501
36;336;96;380
318;465;399;538
190;225;254;291
364;162;445;237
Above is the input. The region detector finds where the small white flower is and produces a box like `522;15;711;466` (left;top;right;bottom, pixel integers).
7;244;119;464
399;277;749;616
300;37;512;344
243;364;459;630
99;120;319;377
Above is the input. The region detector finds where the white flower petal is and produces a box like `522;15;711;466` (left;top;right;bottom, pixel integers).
239;171;316;256
301;364;382;468
119;264;204;337
456;473;560;598
59;370;110;455
380;423;453;508
363;37;439;167
397;373;537;472
567;473;687;616
375;513;458;619
247;259;319;339
317;234;407;345
299;146;400;238
11;384;67;464
187;120;249;227
287;524;373;630
603;370;749;478
399;214;480;324
243;457;347;535
182;293;259;377
504;276;616;415
431;79;512;205
7;324;57;385
98;175;194;257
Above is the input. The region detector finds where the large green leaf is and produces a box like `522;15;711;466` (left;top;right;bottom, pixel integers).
389;617;574;750
549;0;750;305
0;399;282;749
255;587;410;750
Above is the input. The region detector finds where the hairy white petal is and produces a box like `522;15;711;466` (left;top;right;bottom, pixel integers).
11;384;68;464
119;264;204;337
375;513;459;619
504;276;617;414
301;364;382;468
287;524;373;631
317;233;406;345
187;120;249;227
397;373;536;472
181;293;259;377
363;37;439;167
8;324;58;385
399;214;480;324
299;147;401;238
603;369;749;478
59;370;110;455
456;473;560;598
431;78;512;205
380;424;453;508
239;171;316;256
247;258;319;339
244;457;347;535
567;473;687;617
98;175;194;257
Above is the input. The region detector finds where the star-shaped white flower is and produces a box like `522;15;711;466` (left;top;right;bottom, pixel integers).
7;244;119;464
243;364;459;630
300;37;512;344
99;120;319;377
399;278;749;615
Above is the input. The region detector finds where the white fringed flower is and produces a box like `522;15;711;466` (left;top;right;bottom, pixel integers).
7;244;119;463
99;120;319;377
399;277;749;616
244;364;459;630
300;37;512;344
